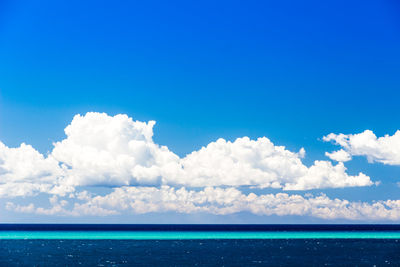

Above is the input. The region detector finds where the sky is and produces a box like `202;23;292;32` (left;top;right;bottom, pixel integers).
0;0;400;223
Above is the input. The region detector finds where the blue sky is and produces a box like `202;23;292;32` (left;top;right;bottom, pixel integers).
1;0;400;223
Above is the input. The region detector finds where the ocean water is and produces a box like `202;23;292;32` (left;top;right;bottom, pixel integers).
1;225;400;266
2;230;400;239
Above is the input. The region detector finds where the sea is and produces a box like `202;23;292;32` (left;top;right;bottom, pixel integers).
1;224;400;266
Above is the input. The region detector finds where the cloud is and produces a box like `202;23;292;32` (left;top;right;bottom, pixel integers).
0;112;384;220
0;142;72;197
0;142;61;183
76;186;400;220
325;149;352;162
6;202;35;213
182;138;372;190
6;196;117;216
51;112;181;188
324;130;400;165
51;112;372;190
6;186;400;221
0;112;373;199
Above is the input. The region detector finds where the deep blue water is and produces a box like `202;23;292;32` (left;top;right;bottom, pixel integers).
1;225;400;266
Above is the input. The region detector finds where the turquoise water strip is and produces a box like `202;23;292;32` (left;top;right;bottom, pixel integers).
1;231;400;239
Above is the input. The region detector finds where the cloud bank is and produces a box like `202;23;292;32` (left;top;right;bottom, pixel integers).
6;186;400;221
2;112;398;221
0;112;372;197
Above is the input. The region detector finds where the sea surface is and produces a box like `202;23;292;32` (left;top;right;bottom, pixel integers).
1;224;400;266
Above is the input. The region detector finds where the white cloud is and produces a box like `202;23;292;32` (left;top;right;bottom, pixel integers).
0;142;72;197
0;142;61;183
0;112;383;220
0;112;373;199
181;137;371;190
6;195;118;216
325;149;352;162
6;186;400;221
49;112;372;190
51;112;181;188
324;130;400;165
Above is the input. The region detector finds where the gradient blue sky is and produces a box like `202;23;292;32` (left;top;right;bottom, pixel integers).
1;0;400;223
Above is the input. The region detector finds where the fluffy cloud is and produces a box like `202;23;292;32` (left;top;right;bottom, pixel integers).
0;142;73;197
51;113;374;190
51;113;181;187
325;149;351;162
324;130;400;165
0;112;373;196
0;112;385;220
0;142;61;183
181;138;372;190
6;186;400;221
70;186;400;220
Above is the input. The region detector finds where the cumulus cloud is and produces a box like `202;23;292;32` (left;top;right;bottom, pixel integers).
324;130;400;165
51;113;181;187
0;142;61;184
0;112;385;220
74;186;400;220
6;186;400;221
325;149;352;162
182;138;371;190
52;113;373;190
0;112;373;196
0;142;72;197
